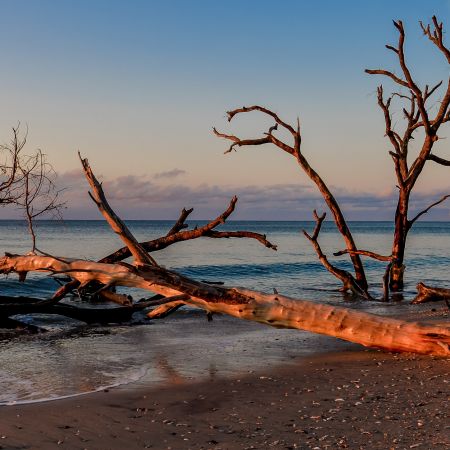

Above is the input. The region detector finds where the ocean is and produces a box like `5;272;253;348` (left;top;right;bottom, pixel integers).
0;220;449;404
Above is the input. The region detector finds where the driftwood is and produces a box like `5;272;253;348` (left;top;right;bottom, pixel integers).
0;294;154;323
412;282;450;305
49;167;276;303
1;156;449;357
1;253;449;356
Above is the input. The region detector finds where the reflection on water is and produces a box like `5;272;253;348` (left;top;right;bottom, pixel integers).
0;220;450;404
0;326;152;405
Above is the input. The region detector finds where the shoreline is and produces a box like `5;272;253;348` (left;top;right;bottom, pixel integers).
0;349;448;449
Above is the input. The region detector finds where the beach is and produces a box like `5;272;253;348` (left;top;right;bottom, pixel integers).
0;306;449;450
0;220;449;449
0;350;448;450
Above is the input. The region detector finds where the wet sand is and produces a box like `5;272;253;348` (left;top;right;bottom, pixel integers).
0;349;448;450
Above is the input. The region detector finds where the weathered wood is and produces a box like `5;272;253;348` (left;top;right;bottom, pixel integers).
99;196;276;265
79;153;158;267
0;254;448;356
0;295;136;323
412;282;450;305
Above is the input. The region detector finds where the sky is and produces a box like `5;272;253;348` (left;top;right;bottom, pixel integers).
0;0;449;220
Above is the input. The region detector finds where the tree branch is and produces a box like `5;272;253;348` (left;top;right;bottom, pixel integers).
364;69;409;88
427;153;450;166
226;106;296;136
408;194;450;229
303;211;370;298
99;196;276;264
420;16;450;63
79;153;158;267
333;249;392;262
166;207;194;236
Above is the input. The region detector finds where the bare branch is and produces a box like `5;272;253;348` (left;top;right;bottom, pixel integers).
427;153;450;166
424;80;443;102
376;86;403;159
408;194;450;229
14;147;65;252
365;69;409;88
333;249;392;262
226;106;296;136
303;211;370;298
79;153;158;267
203;230;277;250
166;207;194;236
213;127;276;154
213;123;295;156
99;196;277;264
0;125;27;204
420;16;450;63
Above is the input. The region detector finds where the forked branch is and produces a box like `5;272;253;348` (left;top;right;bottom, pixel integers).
303;211;369;298
166;207;194;236
420;16;450;63
99;196;276;265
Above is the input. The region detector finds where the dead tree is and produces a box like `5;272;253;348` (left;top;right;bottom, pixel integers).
0;155;449;356
366;16;450;291
0;125;26;205
213;108;368;297
16;149;64;253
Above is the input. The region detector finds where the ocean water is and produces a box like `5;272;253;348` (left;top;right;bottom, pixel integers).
0;219;449;404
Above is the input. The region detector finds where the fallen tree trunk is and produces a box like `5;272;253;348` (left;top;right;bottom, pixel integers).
1;253;449;356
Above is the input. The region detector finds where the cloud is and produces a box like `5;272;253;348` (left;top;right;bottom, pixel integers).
153;169;186;179
1;170;449;221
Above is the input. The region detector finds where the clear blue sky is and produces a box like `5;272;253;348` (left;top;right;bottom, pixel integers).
0;0;449;219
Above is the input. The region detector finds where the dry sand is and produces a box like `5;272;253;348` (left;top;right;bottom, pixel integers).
0;350;448;450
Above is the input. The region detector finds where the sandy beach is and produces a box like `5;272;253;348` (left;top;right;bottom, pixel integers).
0;347;448;450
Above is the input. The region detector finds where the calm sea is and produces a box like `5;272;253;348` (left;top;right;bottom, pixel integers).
0;220;449;404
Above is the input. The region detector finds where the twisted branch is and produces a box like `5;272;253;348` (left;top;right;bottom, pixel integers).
303;211;370;298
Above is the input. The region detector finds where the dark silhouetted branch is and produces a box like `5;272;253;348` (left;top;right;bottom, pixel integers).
407;194;450;229
333;249;392;262
428;153;450;166
215;105;368;292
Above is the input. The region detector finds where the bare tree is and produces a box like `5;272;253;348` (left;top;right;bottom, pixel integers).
365;16;450;291
214;16;450;298
0;125;26;205
16;149;64;253
213;108;369;297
